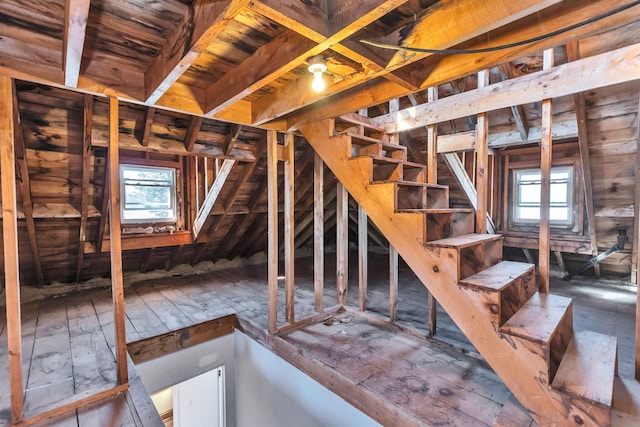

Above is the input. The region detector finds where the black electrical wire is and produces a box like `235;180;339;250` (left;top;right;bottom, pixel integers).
360;0;640;55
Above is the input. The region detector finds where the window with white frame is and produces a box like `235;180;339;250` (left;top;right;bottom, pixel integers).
512;166;573;226
120;164;176;223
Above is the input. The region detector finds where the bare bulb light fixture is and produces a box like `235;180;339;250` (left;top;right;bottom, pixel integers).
307;55;327;93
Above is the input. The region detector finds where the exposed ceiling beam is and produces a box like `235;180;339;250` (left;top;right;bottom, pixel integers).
381;0;561;69
253;0;558;125
144;0;250;103
205;30;316;116
285;0;640;130
436;115;578;153
372;42;640;133
63;0;91;87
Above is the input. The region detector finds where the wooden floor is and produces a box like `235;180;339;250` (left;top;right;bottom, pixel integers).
0;252;638;426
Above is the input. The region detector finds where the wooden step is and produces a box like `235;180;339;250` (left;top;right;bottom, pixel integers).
354;155;426;183
551;330;617;407
427;233;501;249
335;113;389;141
426;233;503;280
345;133;407;161
384;182;449;210
501;293;573;380
459;261;535;325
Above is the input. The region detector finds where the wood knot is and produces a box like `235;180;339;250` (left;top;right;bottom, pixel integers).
489;303;499;315
573;415;584;425
432;266;439;273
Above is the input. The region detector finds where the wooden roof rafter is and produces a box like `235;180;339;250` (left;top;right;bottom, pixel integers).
144;0;251;104
286;0;640;130
253;0;560;126
63;0;91;88
12;80;44;286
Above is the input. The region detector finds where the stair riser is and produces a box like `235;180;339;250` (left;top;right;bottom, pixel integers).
500;268;535;324
425;212;474;242
428;240;503;282
457;265;535;326
373;163;401;182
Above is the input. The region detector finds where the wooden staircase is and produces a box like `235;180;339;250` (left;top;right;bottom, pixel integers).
300;116;618;427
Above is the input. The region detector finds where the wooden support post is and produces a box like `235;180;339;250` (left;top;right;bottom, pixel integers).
267;130;279;332
554;251;566;274
76;93;93;282
336;181;348;305
1;75;24;424
427;87;438;183
284;133;295;323
388;99;400;144
389;245;398;322
635;92;640;381
539;49;554;294
314;153;324;312
566;41;600;279
358;204;368;312
108;97;129;385
476;70;489;234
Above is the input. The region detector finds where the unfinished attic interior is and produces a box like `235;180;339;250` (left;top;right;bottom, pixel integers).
1;0;640;425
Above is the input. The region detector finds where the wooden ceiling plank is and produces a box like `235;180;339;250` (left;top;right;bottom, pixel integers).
139;107;155;147
205;31;316;116
184;116;204;152
286;0;640;131
498;64;530;140
76;94;93;283
144;0;250;104
248;0;329;41
372;42;640;133
12;81;44;286
383;0;561;69
566;41;600;270
63;0;91;87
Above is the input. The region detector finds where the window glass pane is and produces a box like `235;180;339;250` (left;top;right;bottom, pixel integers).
550;207;570;221
516;206;540;220
121;165;176;223
550;182;567;204
513;166;573;226
519;184;540;205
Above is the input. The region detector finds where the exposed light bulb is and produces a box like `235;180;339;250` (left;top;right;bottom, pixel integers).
311;71;325;92
307;55;327;93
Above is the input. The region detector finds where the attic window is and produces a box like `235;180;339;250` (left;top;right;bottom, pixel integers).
512;166;573;226
120;165;176;223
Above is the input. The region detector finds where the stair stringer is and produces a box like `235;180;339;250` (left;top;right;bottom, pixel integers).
300;120;609;427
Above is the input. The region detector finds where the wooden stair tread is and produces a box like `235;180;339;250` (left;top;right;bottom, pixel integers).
336;113;385;131
351;155;424;168
460;261;534;291
427;233;501;249
551;330;617;407
396;208;474;214
500;293;572;343
346;132;402;147
372;180;445;188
